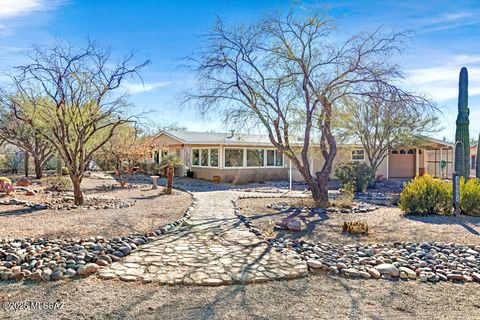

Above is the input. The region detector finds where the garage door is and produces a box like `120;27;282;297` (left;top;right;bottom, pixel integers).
389;149;415;178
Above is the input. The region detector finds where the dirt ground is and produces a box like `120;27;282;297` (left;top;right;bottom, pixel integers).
0;274;478;320
237;198;480;245
0;176;191;239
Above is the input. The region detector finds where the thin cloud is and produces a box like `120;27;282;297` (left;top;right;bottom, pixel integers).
124;81;170;94
0;0;53;18
415;11;480;33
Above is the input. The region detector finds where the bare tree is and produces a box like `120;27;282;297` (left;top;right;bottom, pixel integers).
0;110;55;178
96;124;153;187
336;85;438;174
188;12;414;206
0;40;149;205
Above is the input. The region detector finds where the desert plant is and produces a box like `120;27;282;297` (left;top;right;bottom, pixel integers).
0;177;13;194
476;133;480;178
42;176;72;192
455;67;470;180
342;221;369;235
334;161;374;192
460;177;480;216
159;155;182;195
398;175;452;215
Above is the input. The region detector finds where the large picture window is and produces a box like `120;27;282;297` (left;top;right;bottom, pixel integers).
247;149;264;167
225;149;244;167
266;149;283;167
192;148;219;167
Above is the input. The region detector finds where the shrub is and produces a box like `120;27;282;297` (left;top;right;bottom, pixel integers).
42;176;71;192
342;221;369;235
398;175;452;215
0;177;13;194
460;178;480;216
334;161;374;192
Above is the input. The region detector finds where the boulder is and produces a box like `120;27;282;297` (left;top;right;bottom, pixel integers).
16;178;31;187
286;219;302;232
374;263;399;277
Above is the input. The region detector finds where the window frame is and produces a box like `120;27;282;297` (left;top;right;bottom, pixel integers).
191;147;220;168
351;149;365;161
223;147;285;169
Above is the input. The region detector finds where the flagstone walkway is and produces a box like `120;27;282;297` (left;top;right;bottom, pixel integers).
98;187;308;285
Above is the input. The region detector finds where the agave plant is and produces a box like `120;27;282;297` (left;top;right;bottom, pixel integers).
159;155;183;195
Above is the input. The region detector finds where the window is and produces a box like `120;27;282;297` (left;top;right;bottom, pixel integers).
192;149;200;166
407;149;415;154
391;150;398;154
175;149;181;158
153;150;160;164
400;149;406;154
161;149;168;158
247;149;264;167
210;148;219;167
276;151;283;166
266;150;275;166
192;148;219;167
351;149;365;161
225;149;244;167
201;149;209;166
472;155;477;170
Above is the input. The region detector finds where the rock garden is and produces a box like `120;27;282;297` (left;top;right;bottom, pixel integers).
0;174;193;282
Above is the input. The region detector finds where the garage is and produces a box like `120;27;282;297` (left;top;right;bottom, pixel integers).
389;149;416;178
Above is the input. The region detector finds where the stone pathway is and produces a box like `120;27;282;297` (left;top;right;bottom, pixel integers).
99;189;308;285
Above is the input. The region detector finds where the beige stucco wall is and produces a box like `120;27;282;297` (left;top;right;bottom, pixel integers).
191;167;288;184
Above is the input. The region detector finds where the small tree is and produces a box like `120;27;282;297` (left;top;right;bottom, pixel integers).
97;124;153;187
188;12;415;207
1;41;149;205
0;110;55;179
159;155;182;195
336;87;437;174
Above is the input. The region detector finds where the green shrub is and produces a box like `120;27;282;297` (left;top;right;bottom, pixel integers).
460;178;480;216
334;161;374;192
398;175;452;215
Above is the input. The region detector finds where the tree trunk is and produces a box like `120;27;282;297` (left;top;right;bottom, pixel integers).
33;157;44;179
24;151;29;177
71;175;84;205
166;166;173;194
313;173;329;207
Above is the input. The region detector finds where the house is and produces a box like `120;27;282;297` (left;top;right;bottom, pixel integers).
150;130;454;183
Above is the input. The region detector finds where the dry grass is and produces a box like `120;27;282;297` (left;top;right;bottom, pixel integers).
0;177;192;239
237;197;480;245
0;274;478;320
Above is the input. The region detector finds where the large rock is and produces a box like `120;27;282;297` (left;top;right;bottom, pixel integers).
398;267;416;280
307;259;322;269
286;219;302;232
374;264;399;277
16;178;31;187
77;263;99;276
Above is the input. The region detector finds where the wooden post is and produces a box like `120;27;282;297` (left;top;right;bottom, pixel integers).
452;171;460;216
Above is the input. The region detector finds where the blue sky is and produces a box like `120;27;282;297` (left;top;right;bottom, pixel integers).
0;0;480;139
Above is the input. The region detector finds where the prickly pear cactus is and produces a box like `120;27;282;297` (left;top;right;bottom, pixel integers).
455;67;470;179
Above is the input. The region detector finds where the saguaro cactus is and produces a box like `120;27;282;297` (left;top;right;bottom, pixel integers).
455;141;464;179
454;67;470;179
476;133;480;178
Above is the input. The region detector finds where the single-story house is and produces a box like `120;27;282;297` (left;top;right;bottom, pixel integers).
149;130;454;183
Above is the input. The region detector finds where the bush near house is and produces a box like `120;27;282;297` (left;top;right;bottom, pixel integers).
460;178;480;216
334;161;375;192
398;175;452;215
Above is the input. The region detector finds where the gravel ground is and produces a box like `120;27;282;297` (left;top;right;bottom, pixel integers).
237;198;480;245
0;275;478;319
0;177;191;239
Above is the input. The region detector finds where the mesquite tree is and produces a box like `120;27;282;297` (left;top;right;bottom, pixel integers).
0;110;54;179
1;41;149;205
336;86;437;174
188;12;414;207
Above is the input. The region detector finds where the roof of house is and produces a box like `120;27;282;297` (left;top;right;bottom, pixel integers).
157;130;303;146
155;130;454;149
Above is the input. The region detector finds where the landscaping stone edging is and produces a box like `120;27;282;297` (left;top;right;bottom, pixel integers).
233;197;480;284
0;189;196;282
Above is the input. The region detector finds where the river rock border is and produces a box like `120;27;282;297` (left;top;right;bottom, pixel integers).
0;191;196;282
234;198;480;284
